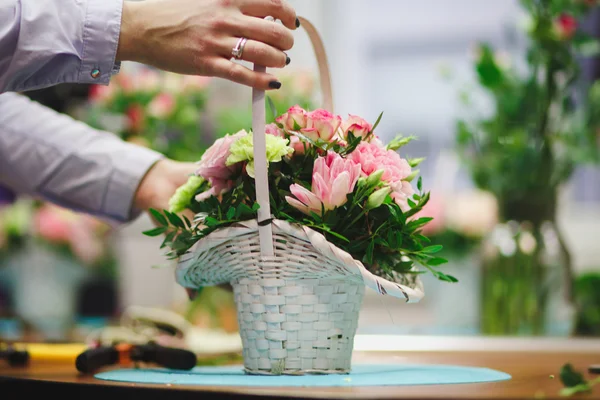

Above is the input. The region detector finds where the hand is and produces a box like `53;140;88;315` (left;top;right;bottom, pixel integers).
134;159;197;220
117;0;298;91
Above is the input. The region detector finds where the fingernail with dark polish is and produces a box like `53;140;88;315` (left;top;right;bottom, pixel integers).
269;81;282;89
286;55;291;65
296;17;301;28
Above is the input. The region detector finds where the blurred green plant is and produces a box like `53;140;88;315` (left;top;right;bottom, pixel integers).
84;65;212;162
449;0;600;335
573;271;600;336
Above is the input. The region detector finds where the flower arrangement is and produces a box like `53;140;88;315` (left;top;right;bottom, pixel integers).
85;65;211;162
0;200;116;275
146;105;455;284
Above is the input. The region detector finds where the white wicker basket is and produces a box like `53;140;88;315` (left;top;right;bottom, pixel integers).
176;17;425;375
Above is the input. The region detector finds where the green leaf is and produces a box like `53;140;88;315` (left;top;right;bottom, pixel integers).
435;272;458;283
149;209;168;226
422;245;443;254
560;363;587;388
165;210;185;229
428;257;448;266
266;96;278;121
160;231;176;249
226;207;236;220
364;240;375;265
417;176;423;192
371;111;384;132
142;226;168;237
326;230;350;243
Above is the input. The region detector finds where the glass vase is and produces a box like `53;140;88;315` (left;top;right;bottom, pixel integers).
479;220;576;336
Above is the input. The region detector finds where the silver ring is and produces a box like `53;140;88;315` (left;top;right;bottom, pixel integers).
232;37;248;60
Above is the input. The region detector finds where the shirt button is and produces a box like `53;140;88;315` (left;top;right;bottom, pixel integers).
90;68;101;79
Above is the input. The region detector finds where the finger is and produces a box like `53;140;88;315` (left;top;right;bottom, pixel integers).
222;38;288;68
209;57;282;90
233;14;294;51
238;0;298;30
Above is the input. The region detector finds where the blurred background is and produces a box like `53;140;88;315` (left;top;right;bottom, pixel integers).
1;0;599;349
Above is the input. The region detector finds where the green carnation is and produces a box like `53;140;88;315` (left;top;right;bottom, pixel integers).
168;175;205;213
226;131;293;178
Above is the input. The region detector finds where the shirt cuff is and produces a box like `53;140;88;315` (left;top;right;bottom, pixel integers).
103;143;164;223
78;0;123;85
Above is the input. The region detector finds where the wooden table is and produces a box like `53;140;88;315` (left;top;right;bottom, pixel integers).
1;349;599;399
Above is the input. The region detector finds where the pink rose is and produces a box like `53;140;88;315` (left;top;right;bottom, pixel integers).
301;109;342;142
347;141;412;183
341;114;372;140
265;123;284;138
196;130;246;181
148;93;176;118
276;105;308;131
286;151;361;215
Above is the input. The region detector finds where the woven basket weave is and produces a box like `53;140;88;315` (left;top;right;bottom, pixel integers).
176;17;425;375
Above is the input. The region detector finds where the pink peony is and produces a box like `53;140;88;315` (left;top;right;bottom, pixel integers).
301;109;342;142
390;180;415;213
347;141;412;183
148;93;176;118
276;105;308;131
286;151;361;215
195;130;246;181
341;114;373;140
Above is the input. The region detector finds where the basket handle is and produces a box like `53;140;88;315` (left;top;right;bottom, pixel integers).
252;17;334;256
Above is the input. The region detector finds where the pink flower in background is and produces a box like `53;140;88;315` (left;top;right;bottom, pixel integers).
301;109;342;142
68;222;104;265
414;192;446;235
286;151;361;215
196;130;246;180
33;205;72;243
135;69;160;92
276;105;308;131
88;85;115;105
554;14;577;40
182;75;211;91
341;114;372;140
348;141;411;183
126;105;145;133
148;93;176;118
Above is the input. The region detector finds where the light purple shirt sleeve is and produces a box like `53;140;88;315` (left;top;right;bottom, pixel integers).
0;92;164;224
0;0;123;92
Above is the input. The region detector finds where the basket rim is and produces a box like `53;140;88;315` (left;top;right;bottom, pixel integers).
176;218;425;303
